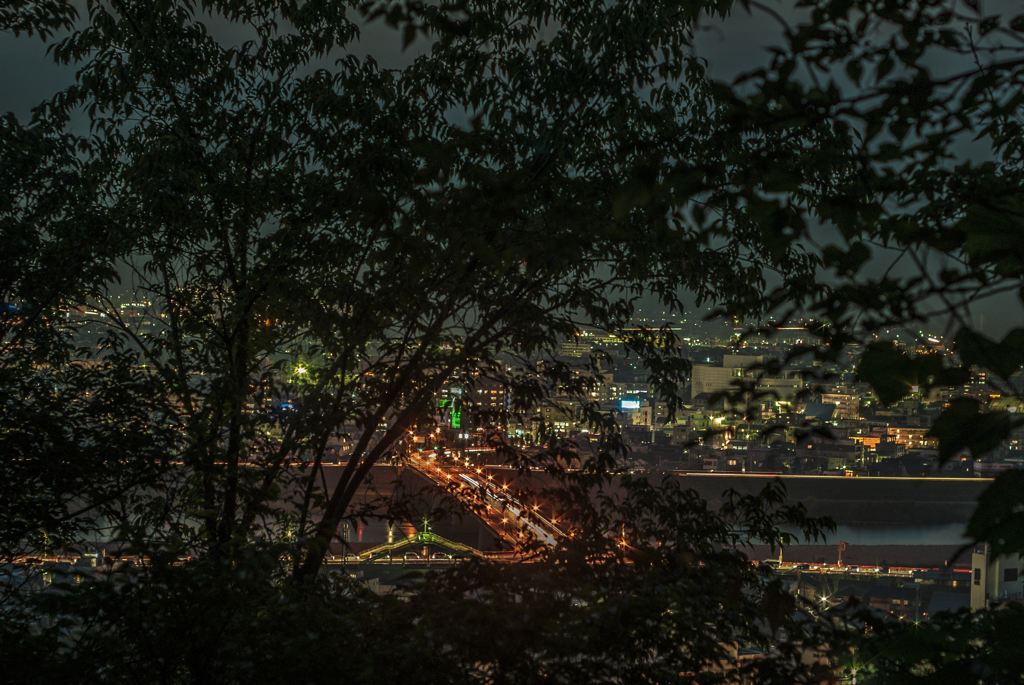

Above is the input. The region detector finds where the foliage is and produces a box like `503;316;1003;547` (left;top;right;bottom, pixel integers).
6;0;1024;682
1;0;826;576
2;478;837;685
0;1;838;681
711;0;1024;680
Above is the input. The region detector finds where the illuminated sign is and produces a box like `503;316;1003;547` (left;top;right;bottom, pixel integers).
621;399;640;410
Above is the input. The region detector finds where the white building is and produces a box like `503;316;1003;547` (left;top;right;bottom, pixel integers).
971;542;1024;610
690;355;802;401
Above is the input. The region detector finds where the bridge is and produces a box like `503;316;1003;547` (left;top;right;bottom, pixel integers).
405;454;565;548
356;529;486;561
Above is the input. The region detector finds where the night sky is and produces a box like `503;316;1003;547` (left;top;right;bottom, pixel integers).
2;5;1019;336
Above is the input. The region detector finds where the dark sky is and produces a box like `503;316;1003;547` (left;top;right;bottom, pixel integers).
2;5;1020;337
0;7;786;137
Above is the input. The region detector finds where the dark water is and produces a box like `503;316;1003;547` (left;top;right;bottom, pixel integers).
335;468;975;551
324;465;501;552
73;465;502;553
781;523;969;546
71;467;974;554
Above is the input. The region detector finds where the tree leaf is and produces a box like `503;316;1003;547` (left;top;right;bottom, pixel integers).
954;327;1024;380
967;470;1024;556
855;343;941;405
927;398;1017;464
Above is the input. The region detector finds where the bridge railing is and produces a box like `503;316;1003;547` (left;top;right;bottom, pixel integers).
357;532;485;560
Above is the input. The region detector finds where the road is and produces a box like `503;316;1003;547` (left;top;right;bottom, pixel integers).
408;453;564;548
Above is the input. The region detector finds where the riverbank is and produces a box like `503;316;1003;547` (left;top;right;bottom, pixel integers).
670;474;987;526
748;543;969;569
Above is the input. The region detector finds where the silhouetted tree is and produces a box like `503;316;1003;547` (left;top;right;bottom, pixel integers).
5;0;1024;682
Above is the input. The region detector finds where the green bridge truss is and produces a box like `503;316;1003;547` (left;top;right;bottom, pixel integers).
357;531;485;561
